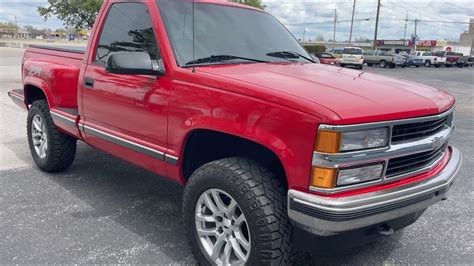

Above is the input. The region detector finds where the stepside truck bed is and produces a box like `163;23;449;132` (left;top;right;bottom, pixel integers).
12;45;86;139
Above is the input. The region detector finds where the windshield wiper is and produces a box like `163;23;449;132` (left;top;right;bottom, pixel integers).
185;55;267;66
266;51;316;63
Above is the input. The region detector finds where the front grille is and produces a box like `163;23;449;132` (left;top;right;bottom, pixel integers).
391;117;448;143
386;145;447;178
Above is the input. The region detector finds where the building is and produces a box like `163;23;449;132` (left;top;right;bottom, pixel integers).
459;18;474;56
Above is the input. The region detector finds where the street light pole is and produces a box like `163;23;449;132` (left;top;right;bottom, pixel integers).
15;16;18;39
373;0;381;49
349;0;356;44
333;9;337;48
414;19;418;51
403;13;408;40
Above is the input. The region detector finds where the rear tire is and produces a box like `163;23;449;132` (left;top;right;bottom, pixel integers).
340;63;346;67
389;63;396;69
183;157;292;265
424;61;431;67
27;100;76;172
435;64;441;68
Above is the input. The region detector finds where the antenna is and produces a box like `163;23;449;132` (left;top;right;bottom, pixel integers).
192;0;196;73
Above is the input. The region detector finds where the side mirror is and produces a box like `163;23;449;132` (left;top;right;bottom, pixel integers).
106;52;164;76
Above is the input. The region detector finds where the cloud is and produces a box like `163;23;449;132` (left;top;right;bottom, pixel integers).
263;0;474;41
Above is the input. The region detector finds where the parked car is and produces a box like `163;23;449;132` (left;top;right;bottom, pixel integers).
388;52;407;68
463;56;474;67
314;52;338;65
405;54;423;67
433;51;463;68
364;50;397;68
340;47;364;69
411;51;441;67
328;47;344;58
7;0;462;264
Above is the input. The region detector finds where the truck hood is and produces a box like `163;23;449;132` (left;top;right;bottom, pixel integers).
198;63;454;123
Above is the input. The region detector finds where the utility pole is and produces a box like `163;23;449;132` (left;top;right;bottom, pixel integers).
414;19;418;51
349;0;356;44
403;13;408;40
303;28;306;43
373;0;381;49
333;9;337;48
14;16;18;39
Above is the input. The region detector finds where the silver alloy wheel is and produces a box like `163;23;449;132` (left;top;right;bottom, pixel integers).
31;114;48;159
195;189;251;265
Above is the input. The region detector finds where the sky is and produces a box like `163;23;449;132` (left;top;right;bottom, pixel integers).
0;0;473;41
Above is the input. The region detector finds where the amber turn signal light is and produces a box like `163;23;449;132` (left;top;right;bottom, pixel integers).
315;130;341;153
311;167;338;189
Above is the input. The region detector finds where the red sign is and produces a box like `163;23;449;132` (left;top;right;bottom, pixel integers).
416;40;437;47
445;47;452;52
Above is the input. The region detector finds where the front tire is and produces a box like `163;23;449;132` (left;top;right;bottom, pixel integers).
183;157;292;265
379;60;387;68
27;100;76;172
424;61;431;67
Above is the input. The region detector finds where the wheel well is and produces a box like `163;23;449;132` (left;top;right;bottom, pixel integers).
182;129;288;188
24;85;47;106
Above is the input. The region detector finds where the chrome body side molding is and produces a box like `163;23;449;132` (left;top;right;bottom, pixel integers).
80;124;179;165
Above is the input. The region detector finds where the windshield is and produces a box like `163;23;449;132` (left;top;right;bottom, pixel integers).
343;48;363;55
157;0;311;66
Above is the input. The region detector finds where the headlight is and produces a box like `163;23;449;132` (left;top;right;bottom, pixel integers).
315;127;389;153
341;128;389;151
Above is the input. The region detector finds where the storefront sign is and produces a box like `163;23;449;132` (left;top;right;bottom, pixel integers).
416;40;437;47
376;40;410;46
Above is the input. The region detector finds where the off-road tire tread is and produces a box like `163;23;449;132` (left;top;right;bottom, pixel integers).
183;157;292;265
27;100;76;172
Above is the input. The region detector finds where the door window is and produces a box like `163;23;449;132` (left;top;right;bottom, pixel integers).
94;3;162;65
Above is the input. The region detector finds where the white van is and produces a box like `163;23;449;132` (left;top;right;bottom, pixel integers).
340;47;364;69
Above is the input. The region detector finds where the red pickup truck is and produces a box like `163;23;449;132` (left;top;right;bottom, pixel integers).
8;0;462;264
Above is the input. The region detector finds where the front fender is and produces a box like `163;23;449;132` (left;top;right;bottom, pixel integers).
167;80;322;191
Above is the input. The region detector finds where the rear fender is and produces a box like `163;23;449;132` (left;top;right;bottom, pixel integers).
23;60;80;109
23;76;54;109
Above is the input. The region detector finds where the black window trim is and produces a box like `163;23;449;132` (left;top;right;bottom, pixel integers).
92;1;163;70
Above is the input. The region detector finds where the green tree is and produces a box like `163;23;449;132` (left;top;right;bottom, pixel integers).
38;0;103;30
231;0;266;9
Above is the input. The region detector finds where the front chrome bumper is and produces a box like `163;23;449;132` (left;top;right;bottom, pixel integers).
288;147;462;236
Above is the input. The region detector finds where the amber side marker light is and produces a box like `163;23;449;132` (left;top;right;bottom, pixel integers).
315;130;341;153
311;167;338;189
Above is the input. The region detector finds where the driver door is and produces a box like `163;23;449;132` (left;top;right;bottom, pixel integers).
82;2;170;175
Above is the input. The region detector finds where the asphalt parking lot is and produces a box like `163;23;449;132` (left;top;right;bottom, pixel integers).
1;47;473;264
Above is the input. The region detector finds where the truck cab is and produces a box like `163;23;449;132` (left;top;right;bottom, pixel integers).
8;0;462;264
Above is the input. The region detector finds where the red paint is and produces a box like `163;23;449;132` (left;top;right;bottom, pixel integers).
16;0;456;195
